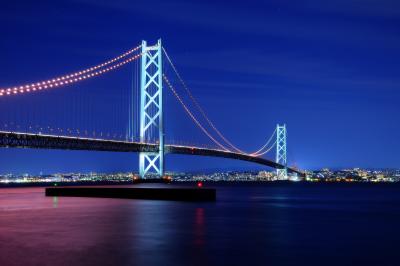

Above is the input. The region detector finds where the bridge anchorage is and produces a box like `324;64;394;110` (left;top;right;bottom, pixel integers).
0;38;304;178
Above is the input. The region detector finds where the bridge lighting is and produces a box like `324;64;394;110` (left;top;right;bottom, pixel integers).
0;45;142;96
163;75;229;152
0;41;301;177
139;39;165;178
276;124;288;180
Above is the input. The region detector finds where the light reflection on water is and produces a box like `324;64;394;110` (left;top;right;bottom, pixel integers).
52;196;58;208
0;183;400;266
194;208;205;246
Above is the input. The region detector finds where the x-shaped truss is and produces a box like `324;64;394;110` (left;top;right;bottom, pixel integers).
139;40;164;178
276;124;287;180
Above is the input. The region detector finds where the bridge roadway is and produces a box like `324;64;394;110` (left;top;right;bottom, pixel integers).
0;131;304;176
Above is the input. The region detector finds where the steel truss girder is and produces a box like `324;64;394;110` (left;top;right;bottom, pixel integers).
0;132;304;176
0;132;158;152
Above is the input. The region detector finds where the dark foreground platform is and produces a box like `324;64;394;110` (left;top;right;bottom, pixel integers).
45;186;216;201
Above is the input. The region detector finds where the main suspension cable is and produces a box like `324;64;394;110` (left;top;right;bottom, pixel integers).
163;47;277;157
0;45;142;96
250;128;277;156
251;140;277;157
163;75;230;152
163;48;245;153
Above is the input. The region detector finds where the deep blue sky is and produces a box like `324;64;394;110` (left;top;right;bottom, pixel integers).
0;0;399;174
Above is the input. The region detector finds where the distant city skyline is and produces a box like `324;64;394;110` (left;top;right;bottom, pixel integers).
1;167;399;184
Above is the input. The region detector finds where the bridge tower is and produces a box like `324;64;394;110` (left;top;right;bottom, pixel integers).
139;39;164;178
276;124;287;180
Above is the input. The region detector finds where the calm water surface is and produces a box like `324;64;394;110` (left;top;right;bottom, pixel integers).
1;183;400;266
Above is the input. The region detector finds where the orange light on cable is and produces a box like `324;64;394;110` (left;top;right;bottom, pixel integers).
0;45;142;95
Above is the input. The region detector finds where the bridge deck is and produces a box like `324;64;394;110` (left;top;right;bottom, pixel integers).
0;131;303;176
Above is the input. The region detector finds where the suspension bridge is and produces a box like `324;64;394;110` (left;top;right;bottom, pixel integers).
0;39;303;178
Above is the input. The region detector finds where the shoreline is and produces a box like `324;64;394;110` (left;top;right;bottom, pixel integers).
1;180;399;188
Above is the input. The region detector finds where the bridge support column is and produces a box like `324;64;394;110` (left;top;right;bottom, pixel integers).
139;39;164;178
276;124;287;180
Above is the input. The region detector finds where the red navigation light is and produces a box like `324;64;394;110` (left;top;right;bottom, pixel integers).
197;181;203;188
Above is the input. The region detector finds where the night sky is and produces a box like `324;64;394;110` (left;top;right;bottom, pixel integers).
0;0;399;174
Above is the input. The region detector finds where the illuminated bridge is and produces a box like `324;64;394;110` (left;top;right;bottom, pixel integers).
0;39;303;178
